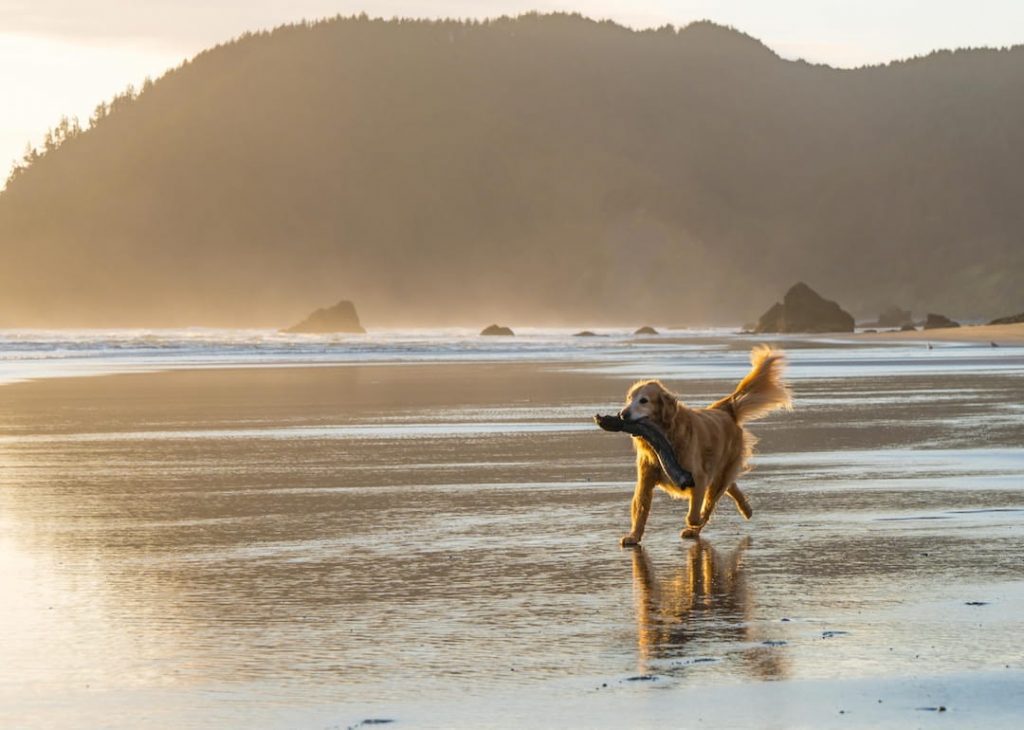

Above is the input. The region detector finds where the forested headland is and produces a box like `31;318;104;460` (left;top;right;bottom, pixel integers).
2;13;1022;326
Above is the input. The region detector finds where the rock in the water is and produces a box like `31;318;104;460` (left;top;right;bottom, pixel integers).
634;326;659;335
756;303;784;331
878;305;913;328
574;330;598;337
754;283;855;333
923;313;960;330
989;312;1024;325
481;324;514;336
283;300;365;333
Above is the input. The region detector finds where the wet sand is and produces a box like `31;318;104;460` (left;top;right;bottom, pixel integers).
1;350;1023;728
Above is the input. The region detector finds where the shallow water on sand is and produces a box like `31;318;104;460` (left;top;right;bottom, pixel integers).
1;338;1022;728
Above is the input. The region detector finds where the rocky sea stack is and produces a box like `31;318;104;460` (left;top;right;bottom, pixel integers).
284;300;365;334
754;282;855;333
923;313;960;330
481;324;514;336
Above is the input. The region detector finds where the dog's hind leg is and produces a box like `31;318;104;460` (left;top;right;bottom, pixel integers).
680;482;707;540
700;481;752;524
700;456;745;524
726;483;753;519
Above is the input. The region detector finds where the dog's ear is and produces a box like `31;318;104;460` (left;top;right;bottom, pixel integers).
655;388;677;426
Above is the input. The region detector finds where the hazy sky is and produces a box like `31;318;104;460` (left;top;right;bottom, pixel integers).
4;1;1024;174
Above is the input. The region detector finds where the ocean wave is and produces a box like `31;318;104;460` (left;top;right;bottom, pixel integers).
0;327;729;384
0;327;1019;385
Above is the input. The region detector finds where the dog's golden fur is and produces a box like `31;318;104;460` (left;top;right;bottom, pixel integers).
619;346;791;545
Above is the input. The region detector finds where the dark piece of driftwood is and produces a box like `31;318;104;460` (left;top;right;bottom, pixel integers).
593;414;695;488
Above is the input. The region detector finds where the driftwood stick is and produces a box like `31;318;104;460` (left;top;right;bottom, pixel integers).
593;414;695;488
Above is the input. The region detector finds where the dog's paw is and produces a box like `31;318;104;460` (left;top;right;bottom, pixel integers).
620;533;641;547
680;526;702;540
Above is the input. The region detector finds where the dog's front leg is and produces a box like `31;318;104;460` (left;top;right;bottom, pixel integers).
680;482;707;539
621;459;658;546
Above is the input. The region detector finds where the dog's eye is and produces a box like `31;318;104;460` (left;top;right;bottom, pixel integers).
639;397;648;404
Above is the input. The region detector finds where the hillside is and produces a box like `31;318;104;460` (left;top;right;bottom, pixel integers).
2;13;1023;327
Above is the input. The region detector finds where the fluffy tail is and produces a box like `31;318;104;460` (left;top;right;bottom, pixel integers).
712;346;792;423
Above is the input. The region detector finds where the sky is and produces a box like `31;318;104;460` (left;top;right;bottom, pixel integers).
3;1;1024;174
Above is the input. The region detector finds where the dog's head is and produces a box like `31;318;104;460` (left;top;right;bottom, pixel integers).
621;380;677;427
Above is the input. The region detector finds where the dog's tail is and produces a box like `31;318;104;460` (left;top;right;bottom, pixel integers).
711;345;792;424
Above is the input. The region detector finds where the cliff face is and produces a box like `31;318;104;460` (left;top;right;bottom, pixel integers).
2;14;1023;327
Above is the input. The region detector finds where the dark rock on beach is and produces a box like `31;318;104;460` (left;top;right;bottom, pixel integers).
754;282;855;333
989;311;1024;325
283;299;365;333
900;324;917;331
480;324;514;336
923;313;960;330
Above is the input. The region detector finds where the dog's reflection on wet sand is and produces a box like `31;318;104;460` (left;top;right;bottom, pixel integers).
630;538;787;679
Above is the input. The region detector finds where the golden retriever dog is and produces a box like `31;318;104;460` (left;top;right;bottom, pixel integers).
618;346;791;546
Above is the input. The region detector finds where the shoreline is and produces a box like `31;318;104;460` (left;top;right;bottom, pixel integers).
851;321;1024;345
1;324;1021;388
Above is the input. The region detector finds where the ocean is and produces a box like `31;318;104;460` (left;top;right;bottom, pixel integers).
2;327;1022;385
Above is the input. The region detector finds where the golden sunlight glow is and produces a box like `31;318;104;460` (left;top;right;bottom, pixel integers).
0;32;178;171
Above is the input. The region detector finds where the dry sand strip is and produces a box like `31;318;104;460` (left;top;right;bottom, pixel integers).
855;322;1024;345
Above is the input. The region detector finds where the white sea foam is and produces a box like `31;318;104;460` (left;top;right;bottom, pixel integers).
0;327;1021;384
0;326;722;383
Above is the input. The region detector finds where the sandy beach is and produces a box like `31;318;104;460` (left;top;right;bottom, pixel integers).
1;339;1023;728
856;321;1024;345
